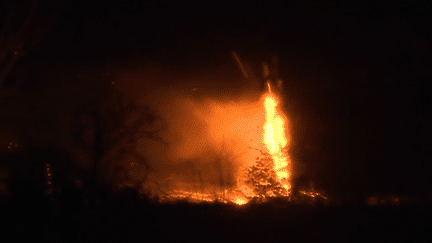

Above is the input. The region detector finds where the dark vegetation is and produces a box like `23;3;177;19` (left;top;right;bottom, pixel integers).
1;181;431;243
0;147;430;242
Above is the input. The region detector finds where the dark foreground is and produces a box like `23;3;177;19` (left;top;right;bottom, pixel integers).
1;194;431;243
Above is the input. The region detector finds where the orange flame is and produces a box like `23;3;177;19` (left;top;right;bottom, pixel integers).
234;197;248;205
263;85;290;192
146;70;292;205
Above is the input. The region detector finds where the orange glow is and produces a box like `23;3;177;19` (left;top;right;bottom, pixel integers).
234;197;248;205
158;83;291;204
262;87;290;192
299;190;327;200
142;55;296;205
267;82;271;93
154;188;251;205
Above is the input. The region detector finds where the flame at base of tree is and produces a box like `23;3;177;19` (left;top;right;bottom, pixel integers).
138;54;328;205
262;90;290;192
244;151;289;201
232;88;290;203
145;85;292;205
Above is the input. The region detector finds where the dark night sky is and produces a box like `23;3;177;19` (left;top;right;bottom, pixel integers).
3;1;432;198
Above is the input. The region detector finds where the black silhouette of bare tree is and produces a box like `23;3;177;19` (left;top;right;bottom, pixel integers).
213;137;244;202
70;88;168;197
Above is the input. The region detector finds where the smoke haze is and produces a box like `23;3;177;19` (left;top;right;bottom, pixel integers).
107;59;284;193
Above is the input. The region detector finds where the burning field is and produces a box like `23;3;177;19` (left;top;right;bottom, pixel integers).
118;52;325;205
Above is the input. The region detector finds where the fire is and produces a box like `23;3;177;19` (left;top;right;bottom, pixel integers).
262;84;290;190
155;188;251;205
144;53;294;205
234;197;248;205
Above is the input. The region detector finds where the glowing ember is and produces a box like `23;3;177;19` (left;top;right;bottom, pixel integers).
156;188;250;205
234;197;248;205
299;190;327;200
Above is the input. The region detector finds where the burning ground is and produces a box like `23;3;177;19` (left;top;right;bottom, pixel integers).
108;58;294;204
